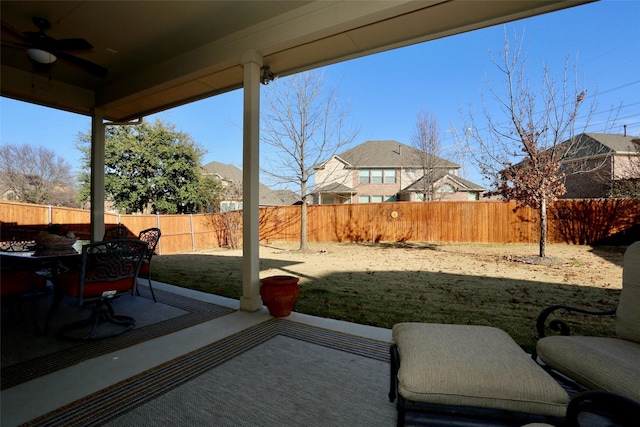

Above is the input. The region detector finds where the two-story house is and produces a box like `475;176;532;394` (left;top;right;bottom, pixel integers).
560;133;640;198
313;140;485;204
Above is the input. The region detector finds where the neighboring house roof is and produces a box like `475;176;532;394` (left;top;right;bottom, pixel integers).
585;133;640;154
562;133;640;161
403;170;485;192
202;161;301;206
331;140;460;169
262;189;302;206
314;183;356;194
202;161;243;182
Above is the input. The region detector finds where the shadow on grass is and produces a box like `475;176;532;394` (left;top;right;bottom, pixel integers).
152;250;620;353
151;254;304;298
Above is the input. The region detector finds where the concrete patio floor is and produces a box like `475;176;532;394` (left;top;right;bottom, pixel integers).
1;281;393;427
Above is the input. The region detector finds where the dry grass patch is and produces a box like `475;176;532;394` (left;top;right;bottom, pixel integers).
152;242;625;352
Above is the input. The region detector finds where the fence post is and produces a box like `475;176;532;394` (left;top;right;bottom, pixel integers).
47;205;52;224
190;214;195;251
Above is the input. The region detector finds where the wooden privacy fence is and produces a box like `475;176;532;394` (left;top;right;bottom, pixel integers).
1;200;638;255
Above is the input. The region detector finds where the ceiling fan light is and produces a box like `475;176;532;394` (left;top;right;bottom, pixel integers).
27;48;57;64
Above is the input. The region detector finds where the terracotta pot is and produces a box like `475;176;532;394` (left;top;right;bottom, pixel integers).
260;275;300;317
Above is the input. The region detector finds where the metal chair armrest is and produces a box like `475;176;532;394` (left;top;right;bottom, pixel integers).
536;304;617;338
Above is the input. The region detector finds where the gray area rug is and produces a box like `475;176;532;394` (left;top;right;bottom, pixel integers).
1;286;234;389
24;320;395;427
16;320;577;427
107;335;395;426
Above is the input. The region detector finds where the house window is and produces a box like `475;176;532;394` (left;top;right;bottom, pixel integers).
385;195;396;202
371;195;383;203
360;169;396;184
384;169;396;183
371;169;383;183
322;197;334;204
439;184;455;193
359;195;370;203
416;193;425;201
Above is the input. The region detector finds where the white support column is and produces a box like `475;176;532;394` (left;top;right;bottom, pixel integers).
239;52;263;312
90;110;106;241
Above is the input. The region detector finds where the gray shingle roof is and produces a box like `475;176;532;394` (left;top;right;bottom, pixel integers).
583;133;640;154
202;161;243;182
403;171;485;192
202;161;301;206
336;140;460;169
314;183;355;194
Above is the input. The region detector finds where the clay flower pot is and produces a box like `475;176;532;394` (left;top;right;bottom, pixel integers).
260;275;300;317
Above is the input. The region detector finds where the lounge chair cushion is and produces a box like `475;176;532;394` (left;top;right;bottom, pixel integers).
616;241;640;343
392;323;569;417
536;335;640;402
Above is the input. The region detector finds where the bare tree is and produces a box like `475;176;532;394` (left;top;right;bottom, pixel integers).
462;30;609;258
0;143;76;206
410;110;451;201
261;70;358;251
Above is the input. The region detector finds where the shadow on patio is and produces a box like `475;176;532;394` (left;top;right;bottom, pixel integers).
1;279;586;427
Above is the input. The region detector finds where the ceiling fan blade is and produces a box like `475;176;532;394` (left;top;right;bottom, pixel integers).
1;40;30;49
1;20;28;42
56;51;107;77
54;38;93;51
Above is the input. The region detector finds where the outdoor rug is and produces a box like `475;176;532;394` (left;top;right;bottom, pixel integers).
23;319;397;427
1;286;235;390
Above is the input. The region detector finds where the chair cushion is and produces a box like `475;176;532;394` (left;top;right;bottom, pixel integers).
536;335;640;402
616;241;640;343
0;269;48;298
138;260;150;276
392;323;569;417
57;271;134;299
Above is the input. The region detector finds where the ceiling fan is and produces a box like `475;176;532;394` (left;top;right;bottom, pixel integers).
1;16;107;77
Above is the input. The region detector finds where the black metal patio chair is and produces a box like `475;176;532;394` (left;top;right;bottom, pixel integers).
46;238;147;340
137;227;161;302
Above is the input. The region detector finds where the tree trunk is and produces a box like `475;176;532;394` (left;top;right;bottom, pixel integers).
299;200;308;252
299;179;309;252
539;198;547;258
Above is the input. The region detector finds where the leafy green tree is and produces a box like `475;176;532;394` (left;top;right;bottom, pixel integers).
77;119;207;214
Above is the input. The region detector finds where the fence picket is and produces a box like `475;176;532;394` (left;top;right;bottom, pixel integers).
1;200;638;255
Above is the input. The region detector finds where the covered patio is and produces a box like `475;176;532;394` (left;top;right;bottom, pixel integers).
2;279;572;427
0;0;593;311
1;279;395;425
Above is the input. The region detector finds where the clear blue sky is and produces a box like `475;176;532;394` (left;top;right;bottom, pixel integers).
1;0;638;188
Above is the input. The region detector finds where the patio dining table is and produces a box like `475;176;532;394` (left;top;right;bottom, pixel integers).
1;240;89;331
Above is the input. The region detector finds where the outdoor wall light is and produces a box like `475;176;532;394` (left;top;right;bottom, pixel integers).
27;48;57;64
261;65;275;85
